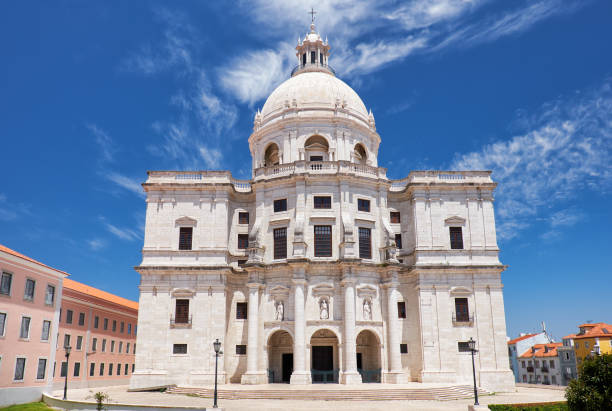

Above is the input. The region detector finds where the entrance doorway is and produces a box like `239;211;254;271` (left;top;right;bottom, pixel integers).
356;330;381;383
267;330;293;383
310;329;339;383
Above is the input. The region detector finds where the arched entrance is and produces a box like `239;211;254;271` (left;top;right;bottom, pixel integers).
264;143;280;167
356;330;381;383
310;329;339;383
267;330;293;383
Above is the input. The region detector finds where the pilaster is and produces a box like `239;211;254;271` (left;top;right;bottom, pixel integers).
340;269;362;384
290;268;311;384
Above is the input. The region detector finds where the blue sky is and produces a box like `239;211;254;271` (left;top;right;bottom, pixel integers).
1;1;610;341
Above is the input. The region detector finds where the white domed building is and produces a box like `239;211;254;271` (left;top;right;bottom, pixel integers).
131;23;515;392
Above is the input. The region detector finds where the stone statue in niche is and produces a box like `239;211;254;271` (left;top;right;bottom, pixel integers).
275;300;284;321
319;298;329;320
363;298;372;320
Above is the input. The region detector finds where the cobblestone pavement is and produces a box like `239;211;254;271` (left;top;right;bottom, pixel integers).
54;385;566;410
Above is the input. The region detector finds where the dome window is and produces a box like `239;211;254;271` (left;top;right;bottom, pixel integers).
354;143;367;165
264;143;280;167
311;51;316;64
304;135;329;162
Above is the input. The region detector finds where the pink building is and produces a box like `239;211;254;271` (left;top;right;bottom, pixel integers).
52;278;138;390
0;244;66;406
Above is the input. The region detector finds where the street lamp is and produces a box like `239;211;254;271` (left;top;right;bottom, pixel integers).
63;345;72;400
468;338;479;406
213;339;222;409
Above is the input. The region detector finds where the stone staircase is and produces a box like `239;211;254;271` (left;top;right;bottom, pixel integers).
166;385;490;401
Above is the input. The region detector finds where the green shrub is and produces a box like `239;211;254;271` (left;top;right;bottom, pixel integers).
488;403;568;410
565;353;612;411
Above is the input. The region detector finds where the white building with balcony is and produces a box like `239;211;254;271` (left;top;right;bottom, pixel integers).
130;22;515;392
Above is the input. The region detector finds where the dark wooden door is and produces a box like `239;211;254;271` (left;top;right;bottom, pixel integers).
312;346;333;370
356;353;363;370
282;353;293;383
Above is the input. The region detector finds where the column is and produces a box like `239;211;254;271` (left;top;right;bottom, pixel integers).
341;276;362;384
241;282;266;384
290;278;311;384
384;272;407;383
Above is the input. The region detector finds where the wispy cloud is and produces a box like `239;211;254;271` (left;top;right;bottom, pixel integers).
0;193;31;222
87;123;115;163
106;172;144;198
452;79;612;240
87;238;107;251
104;222;141;241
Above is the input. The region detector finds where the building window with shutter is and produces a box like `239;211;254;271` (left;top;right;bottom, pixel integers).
92;338;97;351
94;316;99;329
112;320;117;332
36;359;47;380
78;312;85;326
359;227;371;259
173;344;188;354
449;227;463;249
24;278;35;300
76;336;83;350
179;227;193;250
60;361;68;377
14;358;26;381
0;312;6;337
236;302;248;319
102;339;107;352
395;233;402;249
454;298;469;322
314;225;332;257
1;272;12;295
175;299;190;324
239;212;249;224
90;363;95;376
314;196;331;209
41;320;51;341
273;228;287;259
274;198;287;212
397;302;406;318
111;340;115;352
458;341;471;352
99;363;105;376
20;316;31;339
400;344;408;354
358;199;370;212
74;362;80;377
238;234;249;249
236;344;247;355
390;211;400;223
66;310;73;324
120;322;124;333
104;318;108;330
45;284;55;305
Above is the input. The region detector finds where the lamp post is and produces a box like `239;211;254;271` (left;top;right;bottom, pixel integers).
468;338;479;406
63;345;72;400
213;339;222;409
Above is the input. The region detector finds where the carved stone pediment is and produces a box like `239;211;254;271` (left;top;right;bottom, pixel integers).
449;286;472;295
444;216;466;225
175;216;197;226
312;283;335;297
171;288;195;298
269;285;290;298
357;285;377;298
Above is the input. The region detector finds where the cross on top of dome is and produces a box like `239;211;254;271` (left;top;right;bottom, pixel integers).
292;11;334;77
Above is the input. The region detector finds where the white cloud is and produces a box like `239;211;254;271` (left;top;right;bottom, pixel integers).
106;172;144;198
451;79;612;240
88;238;106;251
87;123;115;162
199;146;223;169
105;223;141;241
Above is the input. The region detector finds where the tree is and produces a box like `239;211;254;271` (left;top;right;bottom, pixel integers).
565;353;612;411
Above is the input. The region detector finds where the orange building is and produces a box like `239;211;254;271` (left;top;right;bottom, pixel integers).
52;278;138;390
571;322;612;370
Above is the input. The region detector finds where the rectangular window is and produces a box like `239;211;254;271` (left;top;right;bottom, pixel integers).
132;364;135;373
127;343;130;353
310;155;323;161
125;364;129;375
449;227;464;249
20;316;31;339
1;272;12;295
102;339;107;352
0;312;6;336
64;334;70;348
458;341;471;352
111;340;115;353
15;358;26;380
359;227;371;259
358;199;370;212
302;53;306;66
133;343;136;353
94;316;99;329
45;285;55;305
90;363;95;377
237;234;249;250
390;211;400;224
119;341;123;353
127;323;132;334
104;318;109;330
397;302;406;319
78;312;85;326
550;360;555;368
117;363;121;375
109;363;113;376
179;227;193;250
274;198;288;212
24;278;35;300
92;338;98;351
66;310;73;324
175;299;190;324
112;320;117;332
120;322;125;333
173;344;188;354
99;363;105;376
400;343;408;354
60;361;68;377
522;375;527;382
37;358;47;380
76;335;83;350
314;196;332;209
273;227;287;259
236;302;248;319
395;233;402;249
73;362;80;377
239;212;249;224
314;225;332;257
236;344;247;355
310;51;315;63
522;361;526;368
454;298;469;322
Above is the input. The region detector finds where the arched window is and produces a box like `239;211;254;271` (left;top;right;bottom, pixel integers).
304;135;329;161
264;143;280;167
354;143;367;164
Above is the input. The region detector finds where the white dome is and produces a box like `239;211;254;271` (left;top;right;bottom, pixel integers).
260;72;369;125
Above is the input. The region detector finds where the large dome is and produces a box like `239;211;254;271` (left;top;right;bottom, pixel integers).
260;72;369;125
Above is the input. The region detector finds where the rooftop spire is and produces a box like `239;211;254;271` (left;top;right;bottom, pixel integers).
291;12;335;77
309;7;317;24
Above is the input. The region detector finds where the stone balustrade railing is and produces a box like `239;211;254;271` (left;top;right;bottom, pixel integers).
253;160;387;181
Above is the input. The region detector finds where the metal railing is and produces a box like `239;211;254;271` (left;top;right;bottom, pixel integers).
452;312;474;325
311;369;339;383
170;315;192;328
291;63;336;77
541;366;549;373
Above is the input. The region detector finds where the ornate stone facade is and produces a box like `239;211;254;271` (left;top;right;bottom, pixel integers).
130;23;515;392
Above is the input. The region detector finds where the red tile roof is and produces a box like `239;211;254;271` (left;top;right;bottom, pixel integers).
563;333;577;340
574;323;612;339
64;278;138;311
519;343;563;358
508;333;539;345
0;243;68;276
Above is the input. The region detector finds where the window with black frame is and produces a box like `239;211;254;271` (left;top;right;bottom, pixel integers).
314;196;331;209
454;298;469;322
359;227;371;259
358;199;370;212
273;227;287;259
274;199;287;212
314;225;332;257
179;227;193;250
449;227;463;249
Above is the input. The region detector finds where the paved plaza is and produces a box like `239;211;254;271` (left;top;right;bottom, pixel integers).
53;384;567;410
